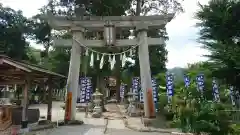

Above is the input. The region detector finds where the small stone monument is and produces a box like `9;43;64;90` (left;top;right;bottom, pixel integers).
92;88;103;118
126;91;137;117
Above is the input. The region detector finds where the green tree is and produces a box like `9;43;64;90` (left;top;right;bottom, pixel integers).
30;0;59;57
0;4;33;61
60;0;132;16
196;0;240;92
125;0;183;77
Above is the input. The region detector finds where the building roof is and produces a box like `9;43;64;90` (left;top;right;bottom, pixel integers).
0;55;66;85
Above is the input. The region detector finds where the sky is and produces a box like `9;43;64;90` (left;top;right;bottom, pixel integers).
1;0;210;69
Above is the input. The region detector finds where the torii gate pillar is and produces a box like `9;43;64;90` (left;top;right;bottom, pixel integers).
137;23;155;118
64;27;83;121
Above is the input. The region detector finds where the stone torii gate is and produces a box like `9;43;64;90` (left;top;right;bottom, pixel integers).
42;13;174;120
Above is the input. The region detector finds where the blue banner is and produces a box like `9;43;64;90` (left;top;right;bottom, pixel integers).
166;73;174;103
184;75;190;88
230;86;235;105
196;74;204;95
152;78;158;103
78;77;93;103
132;77;140;100
120;83;126;99
212;79;220;102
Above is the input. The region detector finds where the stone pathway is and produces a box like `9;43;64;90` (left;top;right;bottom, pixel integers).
117;104;179;133
104;104;126;131
10;102;175;135
103;104;171;135
104;103;122;119
33;125;105;135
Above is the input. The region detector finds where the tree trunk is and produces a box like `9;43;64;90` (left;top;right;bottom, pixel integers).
136;0;142;16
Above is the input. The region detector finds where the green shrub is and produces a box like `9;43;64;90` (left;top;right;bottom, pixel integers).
229;124;240;135
168;84;234;135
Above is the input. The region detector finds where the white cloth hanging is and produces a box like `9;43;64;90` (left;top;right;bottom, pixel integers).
110;55;116;70
85;48;89;56
120;54;122;60
90;52;94;67
97;54;100;60
34;85;38;91
100;54;105;69
108;55;112;63
122;53;126;67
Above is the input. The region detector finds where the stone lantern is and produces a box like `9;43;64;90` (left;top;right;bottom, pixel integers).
126;91;138;117
92;88;103;118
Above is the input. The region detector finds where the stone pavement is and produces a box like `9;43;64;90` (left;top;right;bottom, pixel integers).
11;102;177;135
117;104;179;133
30;125;170;135
105;129;170;135
104;103;177;134
103;103;126;130
29;102;106;126
32;125;105;135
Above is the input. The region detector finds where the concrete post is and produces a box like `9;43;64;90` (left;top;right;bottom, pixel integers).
136;23;155;118
65;27;83;121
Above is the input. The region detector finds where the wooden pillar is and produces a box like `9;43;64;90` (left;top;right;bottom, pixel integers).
137;23;155;118
21;76;30;130
47;78;53;121
14;84;17;99
43;85;47;102
64;27;83;121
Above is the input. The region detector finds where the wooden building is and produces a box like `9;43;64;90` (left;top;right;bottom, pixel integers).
0;55;66;130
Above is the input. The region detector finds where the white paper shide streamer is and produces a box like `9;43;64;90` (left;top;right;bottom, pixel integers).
120;54;122;60
73;37;138;70
122;53;126;67
85;48;89;56
100;54;104;69
97;54;100;60
108;55;111;63
90;52;94;67
110;55;116;70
